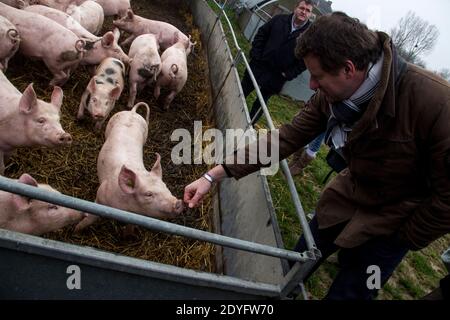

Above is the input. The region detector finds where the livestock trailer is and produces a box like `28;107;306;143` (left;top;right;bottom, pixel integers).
0;0;319;299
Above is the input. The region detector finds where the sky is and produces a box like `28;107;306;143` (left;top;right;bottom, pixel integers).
331;0;449;72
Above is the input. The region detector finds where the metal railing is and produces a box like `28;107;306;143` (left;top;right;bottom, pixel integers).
210;0;318;254
0;175;311;263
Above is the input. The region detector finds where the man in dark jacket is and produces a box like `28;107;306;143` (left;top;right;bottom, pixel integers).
241;0;313;124
184;12;450;299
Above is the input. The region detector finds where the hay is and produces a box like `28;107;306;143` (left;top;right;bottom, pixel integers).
4;0;216;272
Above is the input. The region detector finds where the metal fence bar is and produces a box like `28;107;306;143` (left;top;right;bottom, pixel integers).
210;0;317;252
0;175;311;263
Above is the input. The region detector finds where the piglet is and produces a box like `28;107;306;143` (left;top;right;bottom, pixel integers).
75;102;184;231
24;5;129;67
0;71;72;174
0;0;30;8
95;0;130;17
154;33;191;110
127;33;161;109
0;173;85;235
66;0;104;35
77;57;125;130
0;15;20;71
0;3;85;86
113;9;194;53
29;0;86;11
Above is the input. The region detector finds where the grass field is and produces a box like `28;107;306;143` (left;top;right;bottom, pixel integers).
207;1;449;300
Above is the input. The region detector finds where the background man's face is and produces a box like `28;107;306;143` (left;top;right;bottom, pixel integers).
294;1;313;24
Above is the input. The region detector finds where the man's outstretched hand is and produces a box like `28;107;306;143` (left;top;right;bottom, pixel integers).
184;177;212;208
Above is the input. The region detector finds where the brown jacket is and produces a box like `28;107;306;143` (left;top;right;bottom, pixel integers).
224;32;450;250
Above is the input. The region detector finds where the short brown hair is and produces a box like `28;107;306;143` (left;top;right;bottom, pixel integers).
295;11;382;73
297;0;314;7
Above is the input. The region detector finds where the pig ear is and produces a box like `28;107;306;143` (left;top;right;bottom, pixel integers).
12;174;39;211
88;76;97;92
19;83;38;114
118;165;137;194
18;173;39;187
113;27;121;43
126;9;134;20
173;31;179;44
51;86;63;110
101;32;115;48
150;153;162;179
110;85;122;100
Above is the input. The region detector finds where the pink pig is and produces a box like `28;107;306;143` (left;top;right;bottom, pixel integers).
0;15;20;71
0;3;85;86
127;33;161;109
66;0;104;35
28;0;86;11
95;0;130;17
154;34;191;110
77;57;125;130
24;5;129;67
0;70;72;174
75;102;184;231
112;9;194;52
0;173;85;236
0;0;31;9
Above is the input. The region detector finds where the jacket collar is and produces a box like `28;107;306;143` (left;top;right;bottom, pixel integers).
348;32;406;142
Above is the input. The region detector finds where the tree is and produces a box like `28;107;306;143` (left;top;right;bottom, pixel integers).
436;68;450;81
390;11;439;66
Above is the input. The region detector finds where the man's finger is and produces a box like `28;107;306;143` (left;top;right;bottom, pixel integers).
184;184;195;203
188;191;203;208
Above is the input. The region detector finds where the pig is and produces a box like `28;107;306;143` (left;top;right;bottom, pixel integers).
112;9;195;53
154;33;191;110
127;33;161;109
77;57;125;130
66;0;104;35
95;0;130;17
0;70;72;174
28;0;86;11
0;3;86;86
0;173;85;235
74;102;184;231
0;0;31;8
24;5;129;67
0;15;20;71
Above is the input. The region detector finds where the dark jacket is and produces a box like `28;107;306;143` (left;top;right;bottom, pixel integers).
249;13;311;92
225;32;450;250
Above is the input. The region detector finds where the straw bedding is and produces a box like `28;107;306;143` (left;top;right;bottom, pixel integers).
4;0;216;272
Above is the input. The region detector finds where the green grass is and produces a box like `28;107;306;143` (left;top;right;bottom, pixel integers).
206;1;450;300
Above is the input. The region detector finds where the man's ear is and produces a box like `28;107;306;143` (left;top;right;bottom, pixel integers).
344;60;356;79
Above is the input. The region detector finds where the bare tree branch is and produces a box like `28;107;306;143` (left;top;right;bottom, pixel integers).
389;11;439;66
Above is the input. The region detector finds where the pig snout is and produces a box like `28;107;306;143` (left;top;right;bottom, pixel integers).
58;132;72;145
173;199;184;215
92;112;105;120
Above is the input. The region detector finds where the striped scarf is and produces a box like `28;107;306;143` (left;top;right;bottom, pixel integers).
325;52;384;150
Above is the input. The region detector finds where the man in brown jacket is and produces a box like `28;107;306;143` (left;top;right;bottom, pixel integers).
184;12;450;299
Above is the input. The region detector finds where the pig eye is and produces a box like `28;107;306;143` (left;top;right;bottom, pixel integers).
145;192;153;197
48;204;58;210
37;118;46;124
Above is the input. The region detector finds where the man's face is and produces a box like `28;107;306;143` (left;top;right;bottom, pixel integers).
304;54;355;103
294;1;313;24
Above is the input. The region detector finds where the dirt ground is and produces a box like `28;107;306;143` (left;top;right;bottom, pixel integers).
4;0;216;272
